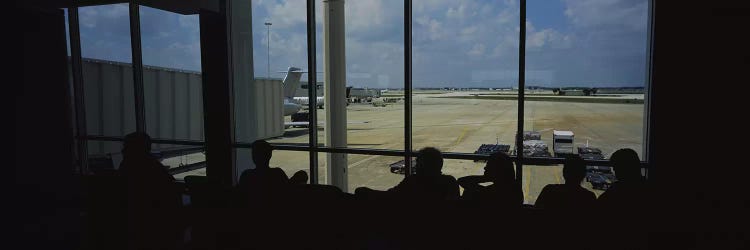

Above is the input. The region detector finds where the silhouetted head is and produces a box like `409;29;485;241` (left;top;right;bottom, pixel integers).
251;140;273;168
563;155;586;185
416;147;443;176
484;152;515;183
610;148;641;182
122;132;151;157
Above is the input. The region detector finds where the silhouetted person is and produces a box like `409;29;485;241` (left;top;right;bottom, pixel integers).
392;147;460;201
597;148;647;211
458;152;523;207
117;132;182;250
534;155;596;210
289;169;309;185
238;140;289;195
355;147;459;202
237;140;310;203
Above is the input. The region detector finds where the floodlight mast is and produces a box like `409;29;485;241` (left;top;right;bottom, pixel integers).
264;22;272;78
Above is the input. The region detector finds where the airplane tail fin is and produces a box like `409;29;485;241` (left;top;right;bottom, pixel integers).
282;67;304;99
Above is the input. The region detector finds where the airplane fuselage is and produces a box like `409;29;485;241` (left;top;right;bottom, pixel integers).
283;99;302;116
291;96;325;109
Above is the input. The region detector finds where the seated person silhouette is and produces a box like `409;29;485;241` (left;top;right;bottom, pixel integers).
393;147;460;200
357;147;459;201
238;140;288;191
117;132;181;249
238;140;309;195
597;148;647;211
534;155;596;210
458;152;523;207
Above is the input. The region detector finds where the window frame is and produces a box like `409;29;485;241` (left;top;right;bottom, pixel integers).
69;0;653;183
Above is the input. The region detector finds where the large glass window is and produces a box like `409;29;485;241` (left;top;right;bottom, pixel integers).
69;1;652;200
340;0;405;151
240;0;310;146
79;4;136;137
412;1;520;181
523;0;648;158
140;6;204;141
522;0;650;204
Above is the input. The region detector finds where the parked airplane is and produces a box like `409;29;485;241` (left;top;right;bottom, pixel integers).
279;67;364;128
281;67;324;116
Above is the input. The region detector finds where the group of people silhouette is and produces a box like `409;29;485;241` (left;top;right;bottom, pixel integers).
90;131;648;250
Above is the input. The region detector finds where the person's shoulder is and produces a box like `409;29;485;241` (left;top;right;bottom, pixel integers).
270;167;289;177
440;174;458;182
269;167;285;174
240;168;258;176
578;186;596;199
542;184;564;192
239;168;259;182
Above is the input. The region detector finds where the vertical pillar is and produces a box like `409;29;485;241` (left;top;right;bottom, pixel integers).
200;0;235;186
230;0;257;180
324;0;348;191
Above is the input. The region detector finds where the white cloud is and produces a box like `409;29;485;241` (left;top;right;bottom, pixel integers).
268;0;307;28
525;21;573;50
78;4;128;28
79;8;98;28
178;15;199;30
467;43;486;58
250;0;648;87
416;16;445;41
563;0;648;31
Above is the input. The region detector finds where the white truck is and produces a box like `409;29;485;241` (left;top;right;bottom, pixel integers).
553;130;575;157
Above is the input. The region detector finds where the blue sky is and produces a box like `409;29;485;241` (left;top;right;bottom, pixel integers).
75;0;649;88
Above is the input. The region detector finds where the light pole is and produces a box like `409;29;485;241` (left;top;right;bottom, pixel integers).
264;22;272;78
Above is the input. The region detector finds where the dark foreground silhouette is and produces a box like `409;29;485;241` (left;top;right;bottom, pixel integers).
458;152;523;207
81;137;657;249
118;132;183;250
534;155;596;210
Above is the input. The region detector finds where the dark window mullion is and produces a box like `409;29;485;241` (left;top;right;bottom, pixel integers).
69;7;88;174
404;0;413;176
129;3;146;133
306;0;319;184
516;0;527;181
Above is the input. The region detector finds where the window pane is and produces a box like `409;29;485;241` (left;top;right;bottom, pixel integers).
340;0;404;150
79;4;136;136
140;6;204;141
234;0;308;145
412;1;520;155
524;0;649;158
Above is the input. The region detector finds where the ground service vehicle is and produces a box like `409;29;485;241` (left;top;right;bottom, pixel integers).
553;130;575;157
473;144;511;162
521;131;551;158
578;146;616;190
